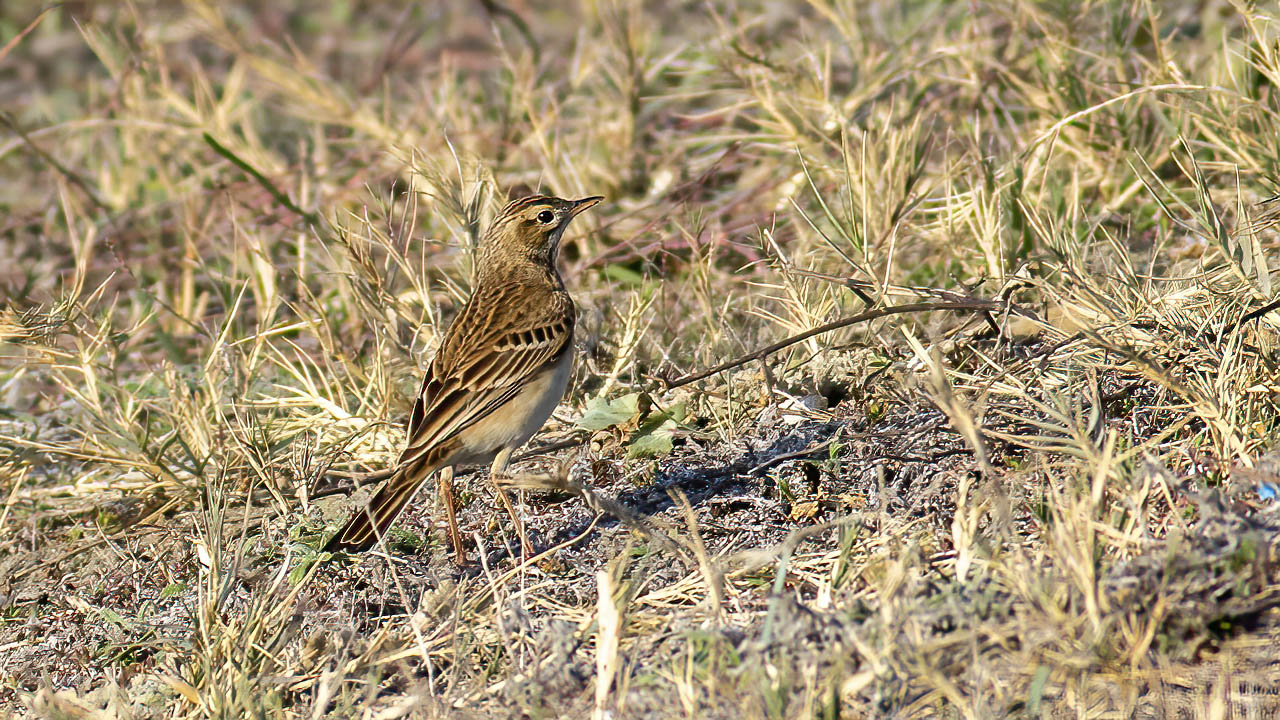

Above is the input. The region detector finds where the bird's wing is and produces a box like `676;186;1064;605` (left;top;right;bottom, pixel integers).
397;285;573;467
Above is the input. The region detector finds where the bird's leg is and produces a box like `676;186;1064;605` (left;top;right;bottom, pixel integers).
437;466;467;563
490;447;533;558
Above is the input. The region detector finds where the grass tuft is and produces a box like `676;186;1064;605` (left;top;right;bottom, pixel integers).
3;1;1280;718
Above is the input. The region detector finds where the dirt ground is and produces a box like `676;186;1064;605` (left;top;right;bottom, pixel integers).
5;1;1280;718
5;347;1280;718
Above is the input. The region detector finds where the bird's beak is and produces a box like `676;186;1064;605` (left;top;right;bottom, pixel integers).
568;196;604;217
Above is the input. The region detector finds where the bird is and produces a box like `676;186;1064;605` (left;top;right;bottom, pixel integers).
323;193;603;562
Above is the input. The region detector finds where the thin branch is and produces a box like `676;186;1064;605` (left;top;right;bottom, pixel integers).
0;5;59;64
662;298;1040;389
1236;298;1280;330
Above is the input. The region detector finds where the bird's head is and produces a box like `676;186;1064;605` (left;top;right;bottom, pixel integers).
483;194;603;268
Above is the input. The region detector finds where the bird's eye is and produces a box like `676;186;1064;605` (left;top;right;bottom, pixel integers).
536;210;555;224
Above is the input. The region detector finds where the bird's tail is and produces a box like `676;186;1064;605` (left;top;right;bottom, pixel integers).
322;458;439;553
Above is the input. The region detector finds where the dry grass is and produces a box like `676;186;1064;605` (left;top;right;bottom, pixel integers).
3;1;1280;718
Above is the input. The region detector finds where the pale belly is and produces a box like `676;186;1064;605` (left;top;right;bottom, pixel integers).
451;350;572;465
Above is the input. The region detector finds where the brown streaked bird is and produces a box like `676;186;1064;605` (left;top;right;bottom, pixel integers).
323;194;603;561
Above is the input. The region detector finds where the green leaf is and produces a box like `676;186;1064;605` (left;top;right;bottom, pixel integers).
288;558;316;586
160;583;187;600
626;402;686;458
603;263;645;286
1027;665;1050;715
627;419;677;457
576;393;641;431
98;607;131;629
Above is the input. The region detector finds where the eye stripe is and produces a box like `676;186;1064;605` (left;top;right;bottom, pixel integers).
500;195;553;216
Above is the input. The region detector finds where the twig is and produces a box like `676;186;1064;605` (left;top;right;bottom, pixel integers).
1236;298;1280;330
663;298;1039;389
0;5;58;64
748;429;847;475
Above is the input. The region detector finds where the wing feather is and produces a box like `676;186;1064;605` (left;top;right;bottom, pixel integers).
397;284;573;465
